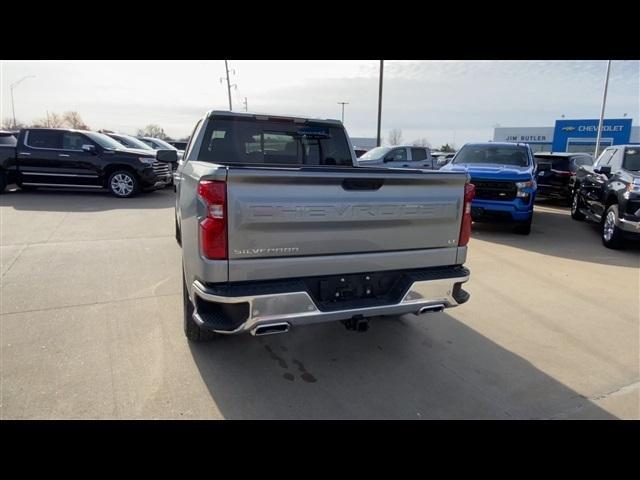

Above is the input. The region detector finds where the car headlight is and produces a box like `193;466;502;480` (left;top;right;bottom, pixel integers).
516;180;534;198
138;157;155;165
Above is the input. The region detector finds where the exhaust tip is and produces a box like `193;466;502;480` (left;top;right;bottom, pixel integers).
252;322;290;336
417;304;445;315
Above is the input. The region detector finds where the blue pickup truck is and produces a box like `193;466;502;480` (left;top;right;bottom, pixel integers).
440;142;537;234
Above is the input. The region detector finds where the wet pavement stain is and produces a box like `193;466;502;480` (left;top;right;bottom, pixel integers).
292;359;317;383
280;346;288;352
377;345;383;350
283;373;295;381
265;345;288;369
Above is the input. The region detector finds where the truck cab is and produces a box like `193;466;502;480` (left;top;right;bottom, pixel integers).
440;142;537;234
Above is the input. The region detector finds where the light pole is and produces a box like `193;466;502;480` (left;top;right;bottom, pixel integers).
220;61;237;111
594;60;612;158
376;60;384;147
10;75;35;129
337;102;349;123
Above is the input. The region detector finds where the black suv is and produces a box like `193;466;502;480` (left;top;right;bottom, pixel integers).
0;128;178;198
534;152;593;204
571;145;640;249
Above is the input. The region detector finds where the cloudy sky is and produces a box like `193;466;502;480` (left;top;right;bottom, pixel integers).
1;60;638;147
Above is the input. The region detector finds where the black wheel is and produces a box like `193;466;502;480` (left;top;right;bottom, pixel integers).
571;189;586;220
513;217;532;235
601;204;625;249
0;171;7;194
183;273;218;342
107;170;139;198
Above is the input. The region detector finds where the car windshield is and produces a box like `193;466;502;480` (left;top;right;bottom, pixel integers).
147;138;176;150
114;135;155;150
84;131;127;150
358;146;392;161
454;145;529;167
623;148;640;171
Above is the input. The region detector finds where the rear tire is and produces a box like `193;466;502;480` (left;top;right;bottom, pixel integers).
513;217;532;235
571;189;586;220
107;170;139;198
601;204;625;250
0;171;7;194
183;274;218;342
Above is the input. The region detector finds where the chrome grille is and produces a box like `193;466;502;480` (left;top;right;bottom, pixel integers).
153;161;171;175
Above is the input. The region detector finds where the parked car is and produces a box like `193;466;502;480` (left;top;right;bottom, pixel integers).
175;111;473;341
105;132;155;151
356;145;436;169
534;152;593;205
0;128;176;197
571;145;640;249
167;140;188;150
440;142;537;234
107;132;177;187
137;136;184;158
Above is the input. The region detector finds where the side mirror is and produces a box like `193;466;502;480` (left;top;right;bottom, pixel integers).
383;156;394;163
596;165;611;175
156;149;178;164
82;144;97;154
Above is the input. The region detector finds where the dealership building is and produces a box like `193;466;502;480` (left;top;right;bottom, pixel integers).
494;118;639;154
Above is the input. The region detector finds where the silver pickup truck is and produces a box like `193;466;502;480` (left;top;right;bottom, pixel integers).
175;111;474;341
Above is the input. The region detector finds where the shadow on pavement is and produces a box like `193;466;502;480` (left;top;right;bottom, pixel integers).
471;202;640;268
189;313;617;419
0;185;175;212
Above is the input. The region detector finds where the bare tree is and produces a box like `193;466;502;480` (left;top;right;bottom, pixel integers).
137;124;170;140
2;118;26;130
440;143;455;152
63;111;90;130
412;137;430;148
388;128;403;145
32;112;65;128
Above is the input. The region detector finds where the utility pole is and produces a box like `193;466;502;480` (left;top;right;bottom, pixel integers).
337;102;349;123
10;75;35;129
594;60;612;159
376;60;384;147
243;97;248;112
220;60;237;111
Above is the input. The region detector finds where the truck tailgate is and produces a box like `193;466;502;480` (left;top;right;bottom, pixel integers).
226;167;467;262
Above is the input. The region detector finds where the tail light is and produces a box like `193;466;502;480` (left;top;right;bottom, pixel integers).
458;183;475;247
197;180;227;260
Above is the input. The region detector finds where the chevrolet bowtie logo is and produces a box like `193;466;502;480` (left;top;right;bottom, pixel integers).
561;126;576;132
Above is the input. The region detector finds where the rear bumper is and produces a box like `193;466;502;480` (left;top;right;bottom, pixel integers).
191;266;470;335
